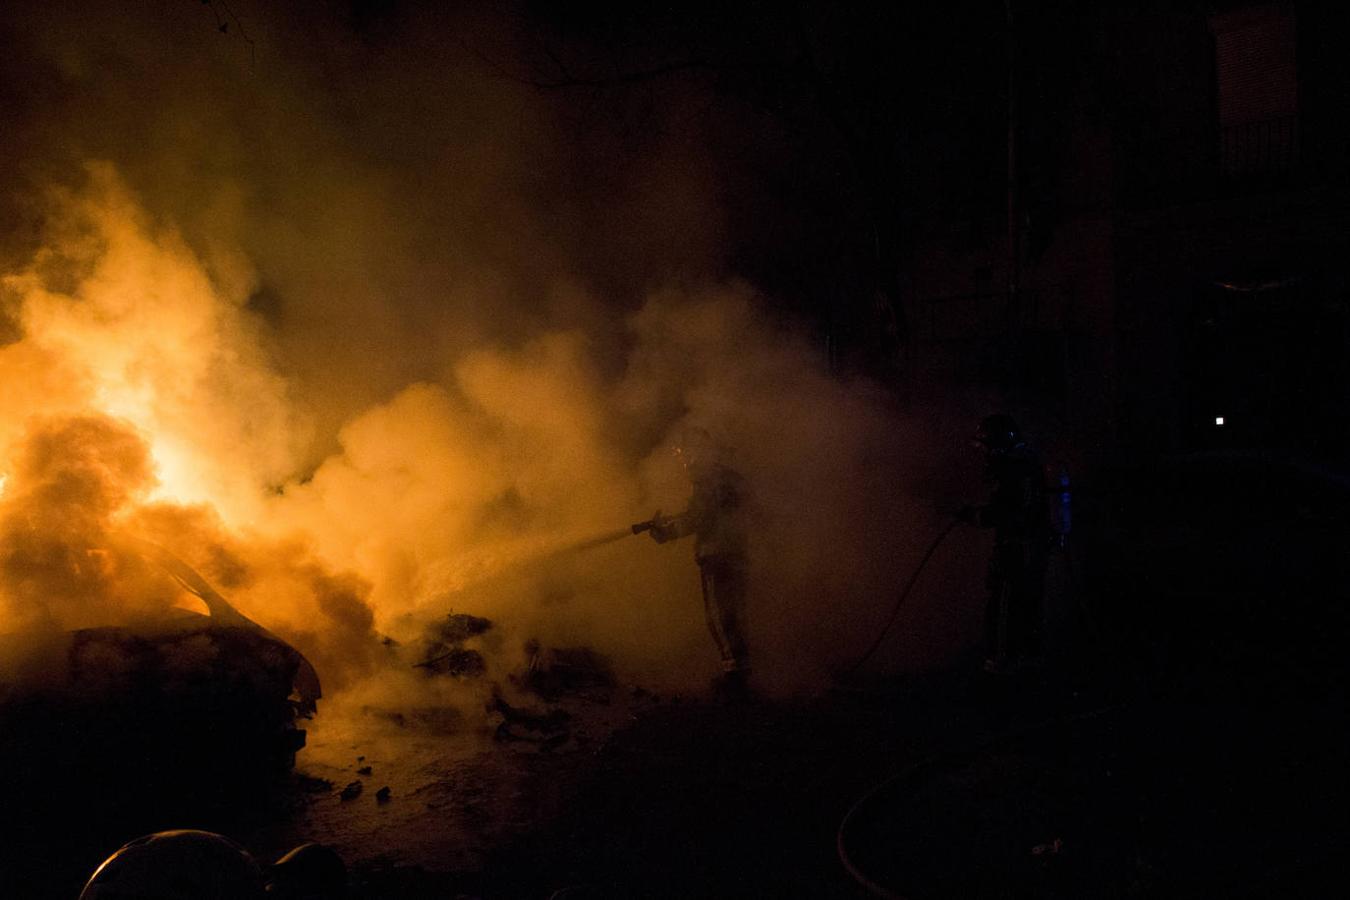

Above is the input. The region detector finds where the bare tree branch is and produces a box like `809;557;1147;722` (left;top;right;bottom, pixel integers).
200;0;256;70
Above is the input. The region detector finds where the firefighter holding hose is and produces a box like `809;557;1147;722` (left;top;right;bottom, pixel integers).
960;414;1051;675
634;428;752;695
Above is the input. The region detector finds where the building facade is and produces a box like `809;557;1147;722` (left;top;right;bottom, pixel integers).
904;2;1350;468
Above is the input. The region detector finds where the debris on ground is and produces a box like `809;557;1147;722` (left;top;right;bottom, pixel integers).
539;732;570;752
295;774;334;793
488;687;573;749
516;640;616;701
431;613;494;645
493;723;572;751
358;765;373;776
361;705;466;734
376;786;392;804
416;613;495;677
417;647;487;677
488;689;570;733
339;781;363;801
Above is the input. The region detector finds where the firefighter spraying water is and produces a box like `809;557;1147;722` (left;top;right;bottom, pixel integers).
632;428;752;695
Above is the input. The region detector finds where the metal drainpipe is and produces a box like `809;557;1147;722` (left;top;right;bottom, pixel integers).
1005;0;1020;332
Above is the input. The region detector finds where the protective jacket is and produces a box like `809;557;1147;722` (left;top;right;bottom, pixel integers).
652;462;751;674
656;463;749;562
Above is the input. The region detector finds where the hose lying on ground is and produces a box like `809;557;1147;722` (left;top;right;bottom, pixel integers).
836;699;1128;898
838;517;963;678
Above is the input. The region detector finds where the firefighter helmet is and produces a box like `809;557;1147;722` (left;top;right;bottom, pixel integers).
267;842;348;898
975;414;1023;453
78;829;266;900
673;424;716;474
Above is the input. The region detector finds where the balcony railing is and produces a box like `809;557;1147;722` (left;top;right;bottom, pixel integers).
915;291;1004;343
1220;115;1299;178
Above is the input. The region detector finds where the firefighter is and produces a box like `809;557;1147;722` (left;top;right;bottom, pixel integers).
641;429;752;693
268;842;349;899
959;414;1050;674
79;830;348;899
79;830;268;899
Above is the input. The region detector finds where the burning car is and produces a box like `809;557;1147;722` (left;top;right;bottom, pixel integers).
0;538;321;810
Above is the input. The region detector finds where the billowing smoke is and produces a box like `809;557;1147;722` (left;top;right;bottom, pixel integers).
0;415;167;633
0;2;980;710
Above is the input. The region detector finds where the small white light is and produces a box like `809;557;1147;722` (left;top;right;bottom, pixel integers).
1215;416;1225;426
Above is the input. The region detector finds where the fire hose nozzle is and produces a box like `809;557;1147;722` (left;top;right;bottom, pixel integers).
631;510;664;534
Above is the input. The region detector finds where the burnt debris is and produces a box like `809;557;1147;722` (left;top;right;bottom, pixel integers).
415;612;493;678
517;640;616;702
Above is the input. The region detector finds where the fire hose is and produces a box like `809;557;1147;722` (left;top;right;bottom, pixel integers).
836;698;1129;898
839;516;963;678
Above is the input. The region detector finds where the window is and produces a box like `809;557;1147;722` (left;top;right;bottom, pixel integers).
1211;5;1298;176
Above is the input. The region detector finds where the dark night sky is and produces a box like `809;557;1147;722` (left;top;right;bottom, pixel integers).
0;0;1078;338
